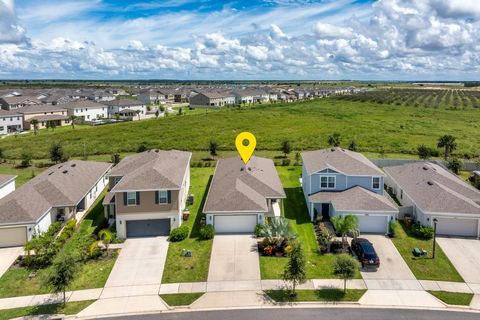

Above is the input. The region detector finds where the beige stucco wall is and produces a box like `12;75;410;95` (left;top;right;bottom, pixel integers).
24;110;68;129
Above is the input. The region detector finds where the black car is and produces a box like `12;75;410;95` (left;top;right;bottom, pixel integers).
351;238;380;268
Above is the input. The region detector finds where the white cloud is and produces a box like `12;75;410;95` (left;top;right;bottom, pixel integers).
0;0;27;44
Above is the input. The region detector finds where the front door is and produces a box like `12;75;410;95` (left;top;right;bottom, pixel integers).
321;203;330;220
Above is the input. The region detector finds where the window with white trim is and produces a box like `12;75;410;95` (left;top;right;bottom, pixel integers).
157;190;168;204
127;192;137;205
320;176;335;189
372;177;381;189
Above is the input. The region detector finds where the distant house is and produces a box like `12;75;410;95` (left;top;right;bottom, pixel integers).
88;90;116;102
0;109;23;134
203;156;286;233
15;104;69;130
232;89;269;104
189;92;236;107
0;175;16;200
103;150;191;239
61;100;108;121
137;89;174;105
102;99;147;120
385;162;480;238
0;96;41;111
0;160;111;247
302;148;398;234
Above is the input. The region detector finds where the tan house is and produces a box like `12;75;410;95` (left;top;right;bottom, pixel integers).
15;104;69;130
103;150;191;238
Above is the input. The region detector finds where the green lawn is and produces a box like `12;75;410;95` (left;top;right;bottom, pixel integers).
162;167;214;283
1;98;479;160
0;191;117;298
260;167;361;279
391;222;463;282
160;293;204;306
265;289;366;302
0;163;45;187
0;300;95;320
428;291;474;306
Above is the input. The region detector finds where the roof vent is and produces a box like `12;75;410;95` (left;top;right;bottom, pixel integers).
71;163;76;167
248;167;252;171
422;166;429;170
240;167;244;171
330;148;335;152
427;181;433;186
155;149;159;153
48;172;54;176
62;170;68;174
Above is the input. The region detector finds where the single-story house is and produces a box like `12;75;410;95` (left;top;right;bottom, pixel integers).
203;156;286;233
384;162;480;238
189;92;236;107
0;175;16;200
0;160;111;248
302;148;398;234
103;150;191;239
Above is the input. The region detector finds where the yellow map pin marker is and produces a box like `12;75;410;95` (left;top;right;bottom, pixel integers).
235;132;256;164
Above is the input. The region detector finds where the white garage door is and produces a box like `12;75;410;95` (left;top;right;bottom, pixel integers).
356;215;388;234
0;227;27;248
214;215;257;233
436;217;478;237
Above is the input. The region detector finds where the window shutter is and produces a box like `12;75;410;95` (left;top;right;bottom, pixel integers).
136;192;140;205
167;191;171;203
123;192;127;206
155;191;159;204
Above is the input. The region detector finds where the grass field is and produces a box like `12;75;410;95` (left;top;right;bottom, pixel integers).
265;289;366;302
0;300;95;320
428;291;474;306
160;293;204;306
1;98;479;160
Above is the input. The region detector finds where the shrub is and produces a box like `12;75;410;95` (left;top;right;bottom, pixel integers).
388;220;398;238
255;224;263;237
281;158;291;166
56;219;77;246
411;222;434;240
199;225;215;240
169;225;189;242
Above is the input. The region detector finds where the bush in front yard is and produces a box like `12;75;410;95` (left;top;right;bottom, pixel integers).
169;225;190;242
199;225;215;240
411;222;434;240
255;224;263;237
388;220;398;238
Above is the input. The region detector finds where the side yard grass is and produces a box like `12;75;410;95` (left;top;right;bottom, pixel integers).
0;300;95;320
260;166;361;279
391;222;463;282
161;167;214;283
428;291;474;306
265;289;366;302
160;293;204;306
0;191;117;298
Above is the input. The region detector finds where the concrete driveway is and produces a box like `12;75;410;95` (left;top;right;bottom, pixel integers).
104;237;169;288
0;247;23;278
437;237;480;285
359;235;421;290
207;235;260;282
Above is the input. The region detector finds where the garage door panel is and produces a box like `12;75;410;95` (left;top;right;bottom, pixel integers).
126;219;170;238
214;215;257;233
356;215;388;234
436;218;477;237
0;227;27;247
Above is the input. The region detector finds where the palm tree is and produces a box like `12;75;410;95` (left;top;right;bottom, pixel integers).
328;133;341;147
30;119;39;135
98;229;114;255
331;215;359;251
135;110;141;120
437;135;457;161
69;115;77;129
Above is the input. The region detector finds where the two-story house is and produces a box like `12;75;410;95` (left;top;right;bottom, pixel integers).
103;150;191;239
301;148;398;234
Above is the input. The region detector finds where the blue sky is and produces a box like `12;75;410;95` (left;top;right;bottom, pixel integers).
1;0;480;80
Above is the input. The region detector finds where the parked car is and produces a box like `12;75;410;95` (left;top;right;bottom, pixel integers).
351;238;380;268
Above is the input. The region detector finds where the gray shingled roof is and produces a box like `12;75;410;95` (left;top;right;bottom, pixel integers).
384;162;480;215
302;148;384;176
26;114;68;122
0;160;112;225
203;156;286;213
0;109;22;117
109;150;191;192
309;186;398;212
15;104;67;114
102;99;144;107
60;100;106;110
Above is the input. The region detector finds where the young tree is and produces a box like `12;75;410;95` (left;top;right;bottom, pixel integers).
280;140;292;158
282;241;306;296
20;152;32;167
437;135;457;161
331;215;359;252
294;152;301;166
447;158;463;174
98;229;114;254
333;254;359;293
30;119;39;135
155;110;160;118
44;253;78;306
50;142;65;164
111;153;121;165
69;115;77;129
178;107;183;115
417;144;431;160
328;133;341;147
209;140;218;159
348;140;357;151
47;121;57;131
135;110;141;120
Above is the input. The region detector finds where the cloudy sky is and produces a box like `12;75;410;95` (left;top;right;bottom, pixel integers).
0;0;479;80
